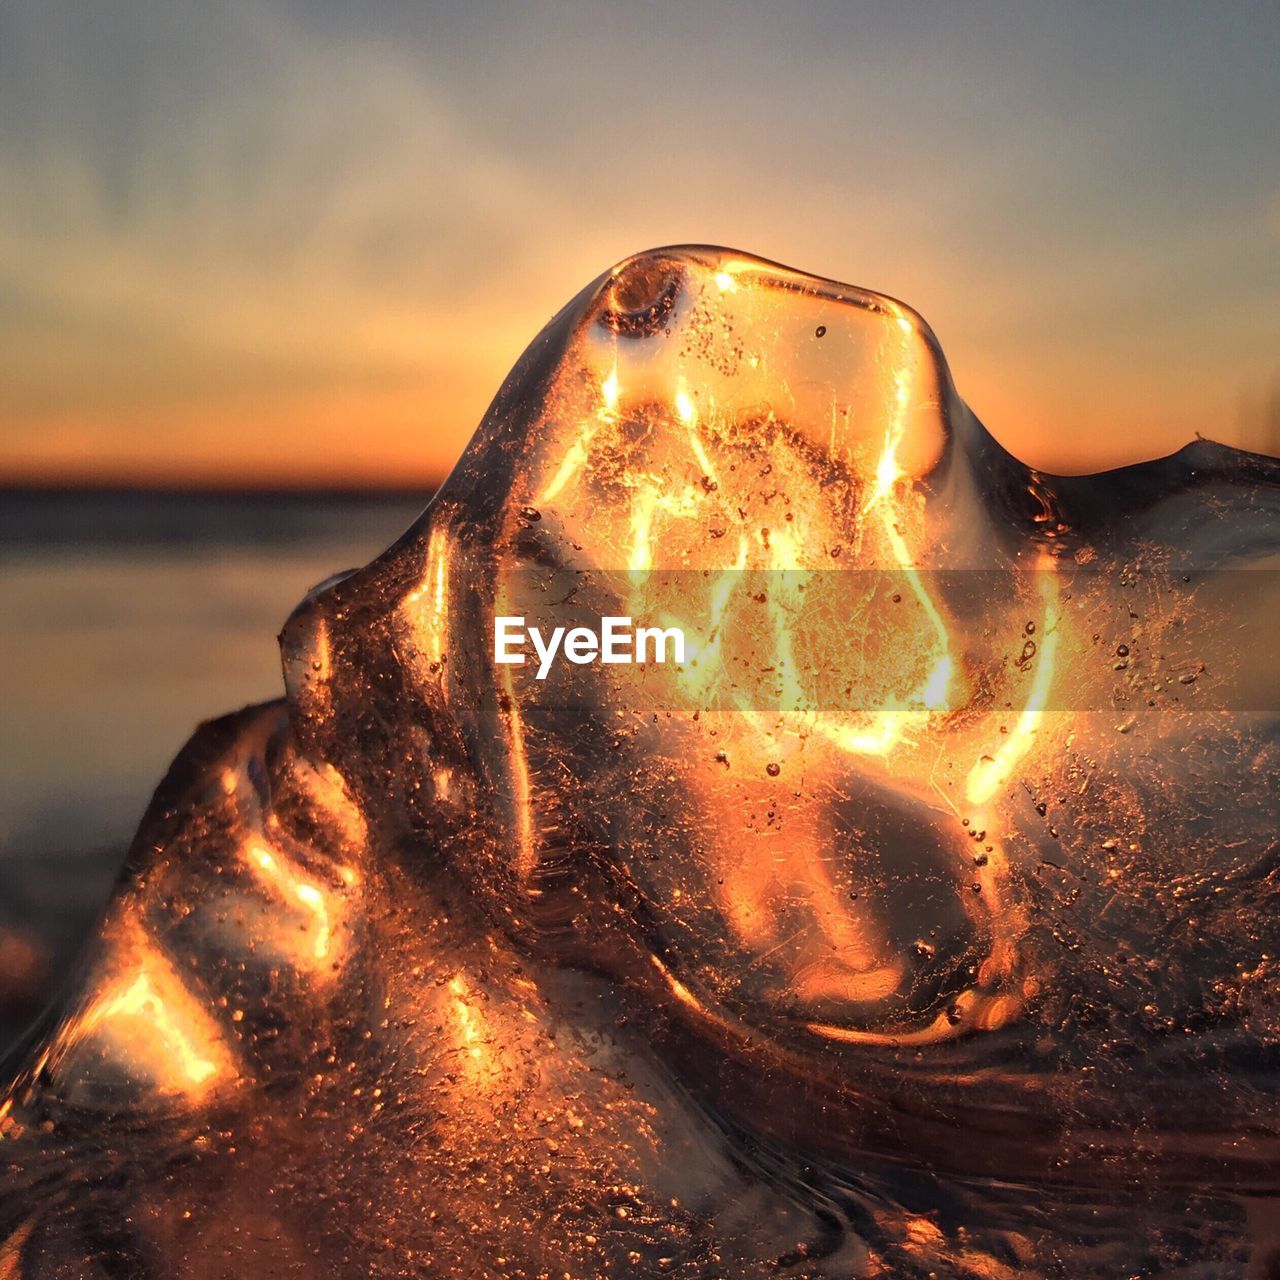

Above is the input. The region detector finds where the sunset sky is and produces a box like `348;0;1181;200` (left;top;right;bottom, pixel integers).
2;1;1277;487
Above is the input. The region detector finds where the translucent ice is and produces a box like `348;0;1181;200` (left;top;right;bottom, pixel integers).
2;248;1278;1277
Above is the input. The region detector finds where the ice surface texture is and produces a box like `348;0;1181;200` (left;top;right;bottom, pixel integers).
2;248;1279;1278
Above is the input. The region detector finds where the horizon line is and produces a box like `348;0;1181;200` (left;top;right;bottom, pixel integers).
0;476;446;499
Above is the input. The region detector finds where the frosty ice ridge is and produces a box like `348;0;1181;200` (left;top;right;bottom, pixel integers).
1;247;1278;1279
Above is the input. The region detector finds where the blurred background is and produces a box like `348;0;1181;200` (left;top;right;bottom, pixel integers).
1;0;1278;1037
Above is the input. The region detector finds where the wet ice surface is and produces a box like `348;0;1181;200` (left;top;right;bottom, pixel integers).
1;248;1278;1278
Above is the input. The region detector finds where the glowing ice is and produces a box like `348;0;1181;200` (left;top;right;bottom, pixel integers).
1;248;1278;1277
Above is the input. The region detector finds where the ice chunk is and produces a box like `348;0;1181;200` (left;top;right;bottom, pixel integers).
2;247;1278;1277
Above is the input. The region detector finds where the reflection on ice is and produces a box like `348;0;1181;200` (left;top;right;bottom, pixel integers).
2;247;1278;1277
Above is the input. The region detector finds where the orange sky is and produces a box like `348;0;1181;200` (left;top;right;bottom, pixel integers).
2;3;1277;486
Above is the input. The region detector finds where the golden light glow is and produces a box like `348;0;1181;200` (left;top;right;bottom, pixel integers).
0;1221;34;1280
448;975;487;1062
405;525;452;671
244;839;352;968
601;366;619;413
674;385;697;426
966;557;1061;807
57;920;235;1100
493;559;536;882
536;361;620;506
497;252;1073;1046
